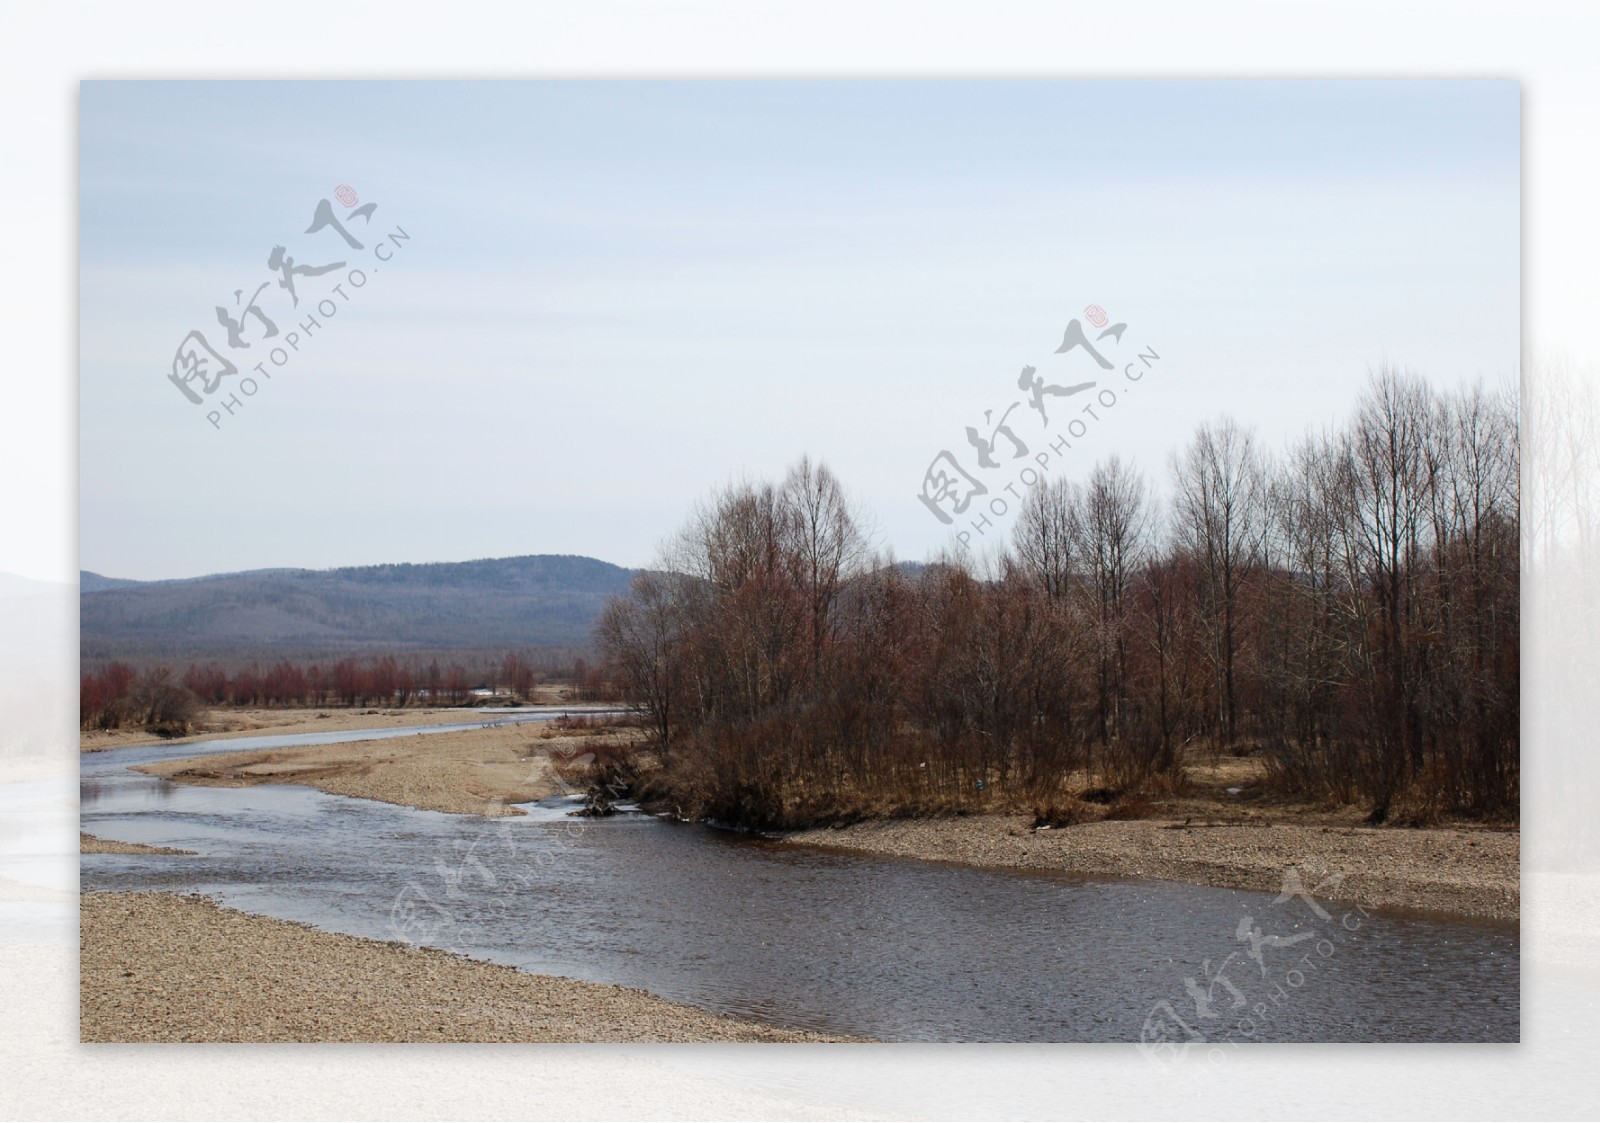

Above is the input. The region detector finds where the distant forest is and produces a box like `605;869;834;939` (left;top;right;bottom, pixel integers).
599;369;1519;827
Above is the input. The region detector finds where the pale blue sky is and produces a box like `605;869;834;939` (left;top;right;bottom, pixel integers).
80;80;1519;579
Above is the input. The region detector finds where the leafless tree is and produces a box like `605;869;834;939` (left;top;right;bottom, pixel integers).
1013;477;1081;605
595;571;687;752
1171;417;1267;745
1076;455;1151;745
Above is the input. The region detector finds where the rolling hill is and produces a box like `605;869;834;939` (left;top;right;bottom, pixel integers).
80;555;635;665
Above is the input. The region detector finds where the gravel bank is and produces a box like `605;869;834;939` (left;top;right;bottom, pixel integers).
80;706;502;752
782;816;1519;922
81;892;855;1042
79;696;614;753
134;723;624;817
80;833;192;855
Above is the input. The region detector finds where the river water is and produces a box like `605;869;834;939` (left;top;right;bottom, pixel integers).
80;713;1518;1042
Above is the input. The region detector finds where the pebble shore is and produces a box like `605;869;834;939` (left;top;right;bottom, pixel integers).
782;815;1519;922
80;892;857;1043
79;833;192;855
131;722;608;817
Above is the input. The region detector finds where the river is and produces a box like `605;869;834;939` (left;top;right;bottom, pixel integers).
80;713;1518;1043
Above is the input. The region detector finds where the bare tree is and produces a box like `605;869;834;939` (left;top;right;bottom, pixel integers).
1341;368;1435;799
781;456;871;675
1076;456;1150;744
1171;417;1267;745
1013;477;1081;604
595;570;686;752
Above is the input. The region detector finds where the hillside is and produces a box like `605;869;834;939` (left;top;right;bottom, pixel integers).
79;555;634;665
79;571;146;594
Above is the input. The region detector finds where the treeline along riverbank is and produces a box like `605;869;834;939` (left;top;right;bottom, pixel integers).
600;370;1518;832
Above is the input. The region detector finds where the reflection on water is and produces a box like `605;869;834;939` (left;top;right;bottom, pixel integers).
80;716;1518;1043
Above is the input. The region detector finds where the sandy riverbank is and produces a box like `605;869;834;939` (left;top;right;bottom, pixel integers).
782;815;1518;922
80;832;192;855
81;892;848;1042
134;721;630;817
80;698;618;753
94;710;1519;919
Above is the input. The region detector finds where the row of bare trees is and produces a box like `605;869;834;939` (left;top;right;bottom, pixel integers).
81;651;613;730
79;664;202;735
183;657;450;708
182;652;542;707
598;369;1518;827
